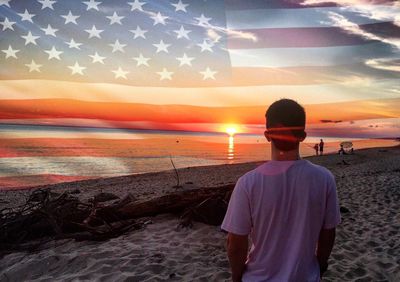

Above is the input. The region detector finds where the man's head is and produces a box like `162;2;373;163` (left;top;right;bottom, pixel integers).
264;99;306;151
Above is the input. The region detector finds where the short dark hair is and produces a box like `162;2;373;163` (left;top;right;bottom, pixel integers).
265;99;306;151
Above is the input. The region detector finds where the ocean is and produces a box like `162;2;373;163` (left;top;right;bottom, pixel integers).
0;124;398;189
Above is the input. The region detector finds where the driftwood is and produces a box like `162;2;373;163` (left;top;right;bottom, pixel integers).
0;190;142;254
0;184;234;254
116;184;234;219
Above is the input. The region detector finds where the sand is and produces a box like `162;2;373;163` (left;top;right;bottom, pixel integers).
1;145;400;281
1;215;230;282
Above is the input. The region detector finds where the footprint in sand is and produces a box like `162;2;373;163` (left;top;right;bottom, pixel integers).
366;241;379;248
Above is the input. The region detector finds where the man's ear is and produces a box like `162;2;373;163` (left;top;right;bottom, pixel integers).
299;131;307;142
264;130;271;142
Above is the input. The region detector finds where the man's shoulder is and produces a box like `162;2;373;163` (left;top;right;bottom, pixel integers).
238;160;333;177
303;160;335;180
240;162;268;179
235;165;263;188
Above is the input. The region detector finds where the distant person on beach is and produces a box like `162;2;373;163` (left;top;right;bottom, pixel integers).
319;139;325;155
338;144;346;155
314;143;319;156
221;99;341;282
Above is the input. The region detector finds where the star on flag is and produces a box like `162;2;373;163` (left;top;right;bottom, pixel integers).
2;45;19;59
157;68;173;80
68;62;86;75
133;54;150;66
25;60;42;72
112;67;129;79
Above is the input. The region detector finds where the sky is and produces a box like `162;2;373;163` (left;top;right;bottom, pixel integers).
0;0;399;138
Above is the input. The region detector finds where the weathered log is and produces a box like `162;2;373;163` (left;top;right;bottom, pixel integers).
67;219;145;241
115;184;234;219
184;197;229;226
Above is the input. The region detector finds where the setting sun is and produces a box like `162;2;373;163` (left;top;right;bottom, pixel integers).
225;126;238;136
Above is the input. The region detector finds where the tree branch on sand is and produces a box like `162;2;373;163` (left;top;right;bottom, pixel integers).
170;156;182;188
0;184;234;255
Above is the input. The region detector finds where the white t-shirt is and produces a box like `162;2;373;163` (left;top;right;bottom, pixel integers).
221;159;341;282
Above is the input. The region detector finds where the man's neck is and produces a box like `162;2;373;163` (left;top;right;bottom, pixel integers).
271;146;301;161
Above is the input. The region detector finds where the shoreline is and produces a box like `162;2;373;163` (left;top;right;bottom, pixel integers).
1;144;399;209
0;138;398;191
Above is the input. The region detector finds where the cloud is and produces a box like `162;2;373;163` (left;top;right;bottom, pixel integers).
365;58;400;72
344;3;400;26
299;1;400;80
308;118;400;138
320;119;343;123
204;27;258;44
301;0;399;11
225;29;257;42
313;3;400;74
206;29;222;43
301;1;400;44
326;11;400;49
302;0;400;28
203;26;258;46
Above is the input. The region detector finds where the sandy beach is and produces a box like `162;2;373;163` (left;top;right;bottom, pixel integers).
1;145;400;281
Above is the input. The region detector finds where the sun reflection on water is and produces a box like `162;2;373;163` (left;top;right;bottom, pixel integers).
228;136;234;162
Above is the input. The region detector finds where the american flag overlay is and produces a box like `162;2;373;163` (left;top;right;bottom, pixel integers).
0;0;399;188
1;0;399;86
0;0;232;86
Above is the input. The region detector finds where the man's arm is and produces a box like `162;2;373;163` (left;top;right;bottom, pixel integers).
227;232;248;282
316;228;336;277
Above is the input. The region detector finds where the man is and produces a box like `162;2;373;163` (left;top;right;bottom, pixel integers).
221;99;341;282
319;139;325;156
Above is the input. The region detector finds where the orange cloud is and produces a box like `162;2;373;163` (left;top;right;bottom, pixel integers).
0;98;399;132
